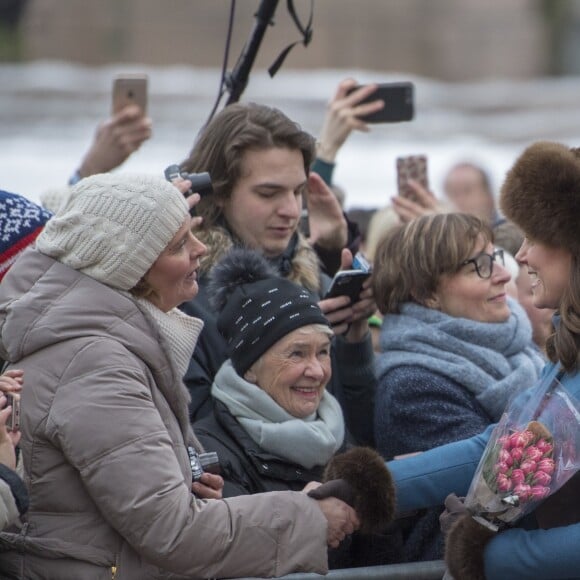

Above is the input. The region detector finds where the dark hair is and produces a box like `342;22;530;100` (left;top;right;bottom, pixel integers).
182;102;315;229
546;254;580;372
372;213;492;314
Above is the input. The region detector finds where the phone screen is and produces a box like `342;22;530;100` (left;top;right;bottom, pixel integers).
112;74;148;114
396;155;429;203
347;82;414;124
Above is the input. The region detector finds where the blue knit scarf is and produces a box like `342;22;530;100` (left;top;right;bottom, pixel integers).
376;298;545;421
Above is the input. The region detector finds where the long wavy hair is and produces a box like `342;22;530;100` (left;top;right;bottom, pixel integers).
546;254;580;373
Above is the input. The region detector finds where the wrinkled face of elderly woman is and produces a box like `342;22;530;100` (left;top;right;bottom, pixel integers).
428;236;513;323
244;325;333;419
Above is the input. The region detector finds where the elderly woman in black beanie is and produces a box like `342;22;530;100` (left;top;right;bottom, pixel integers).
385;141;580;580
194;248;396;567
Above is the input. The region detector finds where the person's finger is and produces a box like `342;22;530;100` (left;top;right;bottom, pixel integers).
302;481;322;493
191;481;221;499
2;369;23;380
407;179;437;208
354;99;384;119
198;472;224;491
340;247;353;271
318;295;351;315
343;83;378;107
186;192;201;211
113;104;145;124
0;405;11;429
0;376;23;393
333;78;359;101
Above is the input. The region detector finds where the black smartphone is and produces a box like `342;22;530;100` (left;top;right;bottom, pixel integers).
347;82;414;123
324;270;371;303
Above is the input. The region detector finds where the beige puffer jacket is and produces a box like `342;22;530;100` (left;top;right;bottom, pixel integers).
0;250;327;580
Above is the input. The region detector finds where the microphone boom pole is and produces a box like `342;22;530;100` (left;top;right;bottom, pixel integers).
225;0;280;105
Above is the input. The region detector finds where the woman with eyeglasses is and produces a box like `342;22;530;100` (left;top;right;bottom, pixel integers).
371;212;544;563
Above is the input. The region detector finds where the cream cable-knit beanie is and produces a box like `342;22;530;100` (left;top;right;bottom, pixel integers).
36;173;188;290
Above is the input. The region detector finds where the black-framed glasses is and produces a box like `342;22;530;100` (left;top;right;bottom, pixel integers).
461;249;505;279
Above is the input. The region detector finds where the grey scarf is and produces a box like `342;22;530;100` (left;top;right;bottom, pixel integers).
376;297;545;421
212;360;345;469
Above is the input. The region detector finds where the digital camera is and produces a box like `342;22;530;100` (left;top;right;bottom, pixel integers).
164;164;213;198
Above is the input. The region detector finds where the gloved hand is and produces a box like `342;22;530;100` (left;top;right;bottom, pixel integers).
439;493;469;535
307;447;395;534
444;505;496;580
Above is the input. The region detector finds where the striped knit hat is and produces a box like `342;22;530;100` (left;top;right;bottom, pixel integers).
0;190;53;282
209;248;331;375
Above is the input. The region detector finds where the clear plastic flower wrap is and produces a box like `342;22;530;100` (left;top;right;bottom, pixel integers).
464;371;580;531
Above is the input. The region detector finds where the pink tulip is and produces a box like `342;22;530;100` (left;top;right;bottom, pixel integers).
520;460;537;475
529;485;551;501
509;432;528;448
511;468;525;485
523;430;536;445
524;446;543;463
498;435;510;449
496;474;512;492
513;483;532;501
532;471;552;487
536;439;553;455
495;461;510;475
499;449;513;467
510;447;524;464
537;458;555;475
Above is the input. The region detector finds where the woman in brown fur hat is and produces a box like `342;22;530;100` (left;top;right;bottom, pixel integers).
386;141;580;580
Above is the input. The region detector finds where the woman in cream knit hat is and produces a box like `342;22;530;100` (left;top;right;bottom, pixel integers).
0;173;357;579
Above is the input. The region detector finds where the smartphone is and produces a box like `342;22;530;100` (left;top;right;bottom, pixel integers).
112;74;148;115
324;270;371;303
5;393;20;431
347;82;414;123
396;155;429;203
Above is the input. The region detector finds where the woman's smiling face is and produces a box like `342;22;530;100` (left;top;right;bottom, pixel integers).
515;238;572;310
244;326;332;419
429;239;512;323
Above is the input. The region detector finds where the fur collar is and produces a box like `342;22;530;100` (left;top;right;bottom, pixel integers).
196;225;322;294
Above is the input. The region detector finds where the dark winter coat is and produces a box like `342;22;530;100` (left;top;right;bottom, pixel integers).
195;401;402;570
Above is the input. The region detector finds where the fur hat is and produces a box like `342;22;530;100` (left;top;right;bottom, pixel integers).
307;447;396;534
209;247;330;376
500;141;580;252
0;190;53;282
36;173;188;291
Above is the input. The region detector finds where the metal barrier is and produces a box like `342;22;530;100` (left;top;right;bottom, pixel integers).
238;560;446;580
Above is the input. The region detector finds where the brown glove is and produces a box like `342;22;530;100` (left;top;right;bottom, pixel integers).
439;493;469;535
445;511;496;580
307;447;396;534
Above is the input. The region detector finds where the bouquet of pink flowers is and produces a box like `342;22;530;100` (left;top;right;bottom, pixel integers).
464;372;580;531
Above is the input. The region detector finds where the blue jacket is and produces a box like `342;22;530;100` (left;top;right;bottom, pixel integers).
389;362;580;579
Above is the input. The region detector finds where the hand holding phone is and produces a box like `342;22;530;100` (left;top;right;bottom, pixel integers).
324;270;371;303
4;393;20;431
112;74;148;115
347;82;414;124
396;155;429;204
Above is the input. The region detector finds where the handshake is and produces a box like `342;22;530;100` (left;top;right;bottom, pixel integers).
307;447;396;547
